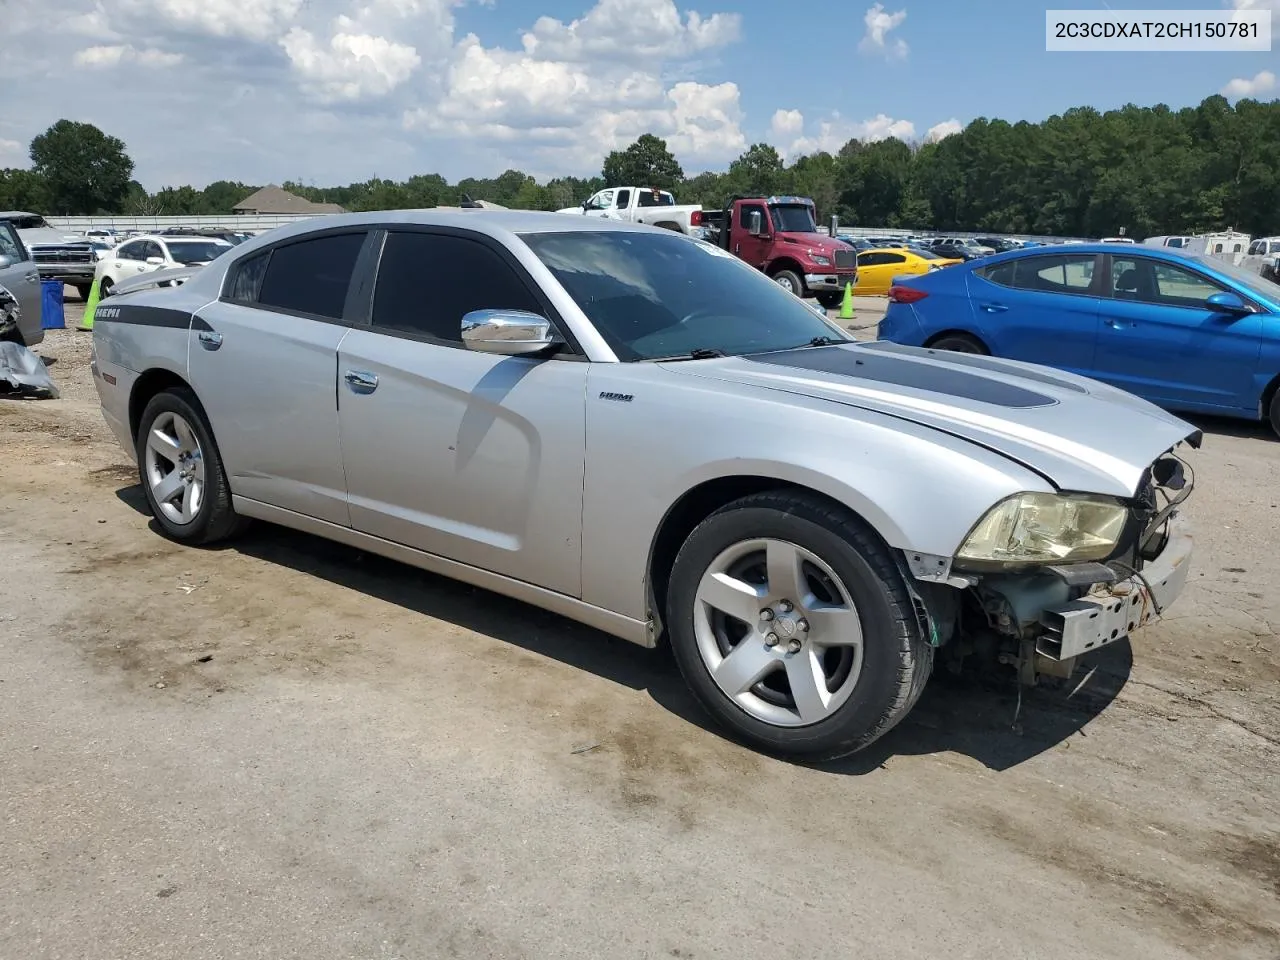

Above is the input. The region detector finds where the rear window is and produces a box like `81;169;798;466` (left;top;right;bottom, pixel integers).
253;232;366;318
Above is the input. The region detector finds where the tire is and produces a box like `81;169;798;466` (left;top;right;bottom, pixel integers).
816;292;842;310
667;491;933;760
1269;388;1280;440
99;277;115;299
771;269;803;296
75;283;93;301
927;332;988;355
135;387;247;545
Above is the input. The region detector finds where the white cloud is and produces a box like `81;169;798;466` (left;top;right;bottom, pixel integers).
521;0;741;62
0;0;747;186
770;109;804;139
280;29;421;101
925;118;962;142
782;112;916;157
859;3;908;59
0;139;25;166
1227;0;1280;15
1221;70;1276;98
115;0;305;42
73;44;183;68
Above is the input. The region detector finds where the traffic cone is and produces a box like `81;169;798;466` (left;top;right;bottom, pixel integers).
78;277;101;331
838;281;854;321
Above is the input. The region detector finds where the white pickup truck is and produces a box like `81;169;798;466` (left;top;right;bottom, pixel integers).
556;186;703;234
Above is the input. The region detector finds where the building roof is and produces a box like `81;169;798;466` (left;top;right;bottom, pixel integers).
232;185;345;215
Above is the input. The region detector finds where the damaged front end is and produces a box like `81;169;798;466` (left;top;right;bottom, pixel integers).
908;442;1197;686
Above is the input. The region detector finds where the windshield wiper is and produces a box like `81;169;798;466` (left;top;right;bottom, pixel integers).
651;347;728;362
794;335;845;348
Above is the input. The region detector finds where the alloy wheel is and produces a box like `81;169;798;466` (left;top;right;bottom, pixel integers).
143;411;206;525
693;537;864;727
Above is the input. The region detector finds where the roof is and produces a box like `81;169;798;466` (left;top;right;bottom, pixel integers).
232;185;345;215
223;209;666;252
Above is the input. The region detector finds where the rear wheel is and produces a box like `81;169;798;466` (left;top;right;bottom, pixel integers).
1269;388;1280;439
667;491;933;760
99;277;114;298
771;269;803;296
136;388;247;545
927;332;988;355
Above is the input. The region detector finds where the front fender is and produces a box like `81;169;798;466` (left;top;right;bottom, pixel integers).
580;364;1050;622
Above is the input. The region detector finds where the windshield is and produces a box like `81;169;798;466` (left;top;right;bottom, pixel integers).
10;215;51;230
770;204;817;233
166;241;229;263
1191;254;1280;303
520;230;848;361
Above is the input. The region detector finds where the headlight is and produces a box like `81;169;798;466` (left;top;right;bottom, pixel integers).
810;255;831;266
955;493;1128;569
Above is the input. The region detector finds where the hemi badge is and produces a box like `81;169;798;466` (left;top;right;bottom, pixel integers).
599;391;633;402
102;372;117;385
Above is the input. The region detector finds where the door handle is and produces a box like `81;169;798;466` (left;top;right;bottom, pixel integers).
24;271;39;283
197;330;223;350
979;302;1008;313
344;370;378;394
1105;318;1131;329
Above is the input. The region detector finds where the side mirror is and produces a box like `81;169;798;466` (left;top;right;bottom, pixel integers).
0;254;12;269
146;256;165;265
1206;291;1251;314
461;309;557;356
747;210;766;236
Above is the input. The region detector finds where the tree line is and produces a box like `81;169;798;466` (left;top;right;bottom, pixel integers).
2;95;1277;238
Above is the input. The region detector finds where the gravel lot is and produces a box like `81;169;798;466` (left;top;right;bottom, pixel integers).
2;296;1278;960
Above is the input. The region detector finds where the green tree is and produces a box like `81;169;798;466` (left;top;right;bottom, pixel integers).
727;143;786;196
0;168;49;211
29;120;134;214
601;134;684;191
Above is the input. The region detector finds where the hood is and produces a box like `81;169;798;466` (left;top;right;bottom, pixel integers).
774;231;846;256
667;342;1199;498
18;227;91;247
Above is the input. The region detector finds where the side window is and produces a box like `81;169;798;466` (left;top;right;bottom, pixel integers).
738;203;767;230
142;241;164;261
256;232;366;319
983;261;1017;286
615;188;631;209
1248;241;1262;256
1111;257;1225;308
883;253;906;264
0;223;27;261
117;241;143;261
225;250;271;303
371;232;544;344
1018;255;1095;293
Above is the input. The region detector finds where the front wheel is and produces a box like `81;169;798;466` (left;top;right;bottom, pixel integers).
75;283;93;301
816;292;843;310
771;269;803;296
99;277;114;298
927;332;987;355
667;491;933;760
1269;388;1280;440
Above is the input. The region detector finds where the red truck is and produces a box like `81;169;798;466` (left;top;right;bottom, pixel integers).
703;195;857;307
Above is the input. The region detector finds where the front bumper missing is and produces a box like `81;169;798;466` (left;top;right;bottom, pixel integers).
1036;525;1193;662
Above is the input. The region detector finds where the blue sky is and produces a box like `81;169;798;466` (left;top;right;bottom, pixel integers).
1;0;1276;187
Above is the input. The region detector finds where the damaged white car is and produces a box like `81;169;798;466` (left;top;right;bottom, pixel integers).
90;212;1199;760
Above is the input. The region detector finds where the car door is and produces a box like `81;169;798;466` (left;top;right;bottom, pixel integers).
965;252;1103;373
611;188;631;220
0;219;41;336
188;229;371;526
854;252;899;294
1091;254;1264;411
336;228;587;596
110;240;151;281
735;201;771;268
583;189;615;219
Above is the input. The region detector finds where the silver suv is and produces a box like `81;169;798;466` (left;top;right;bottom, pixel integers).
91;211;1199;759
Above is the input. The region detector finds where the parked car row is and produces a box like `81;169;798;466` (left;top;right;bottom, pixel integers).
878;241;1280;436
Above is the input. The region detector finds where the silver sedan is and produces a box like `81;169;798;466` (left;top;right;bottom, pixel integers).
91;211;1199;759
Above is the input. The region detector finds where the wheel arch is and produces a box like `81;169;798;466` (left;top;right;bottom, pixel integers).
129;367;196;443
1259;370;1280;421
652;221;683;232
766;257;806;279
922;328;989;351
644;475;897;646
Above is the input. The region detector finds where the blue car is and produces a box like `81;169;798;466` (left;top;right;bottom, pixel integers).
879;243;1280;435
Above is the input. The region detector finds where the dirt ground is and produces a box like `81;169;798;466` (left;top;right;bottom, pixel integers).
2;297;1278;960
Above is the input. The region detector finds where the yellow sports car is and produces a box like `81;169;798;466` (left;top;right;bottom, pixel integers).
854;247;962;295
